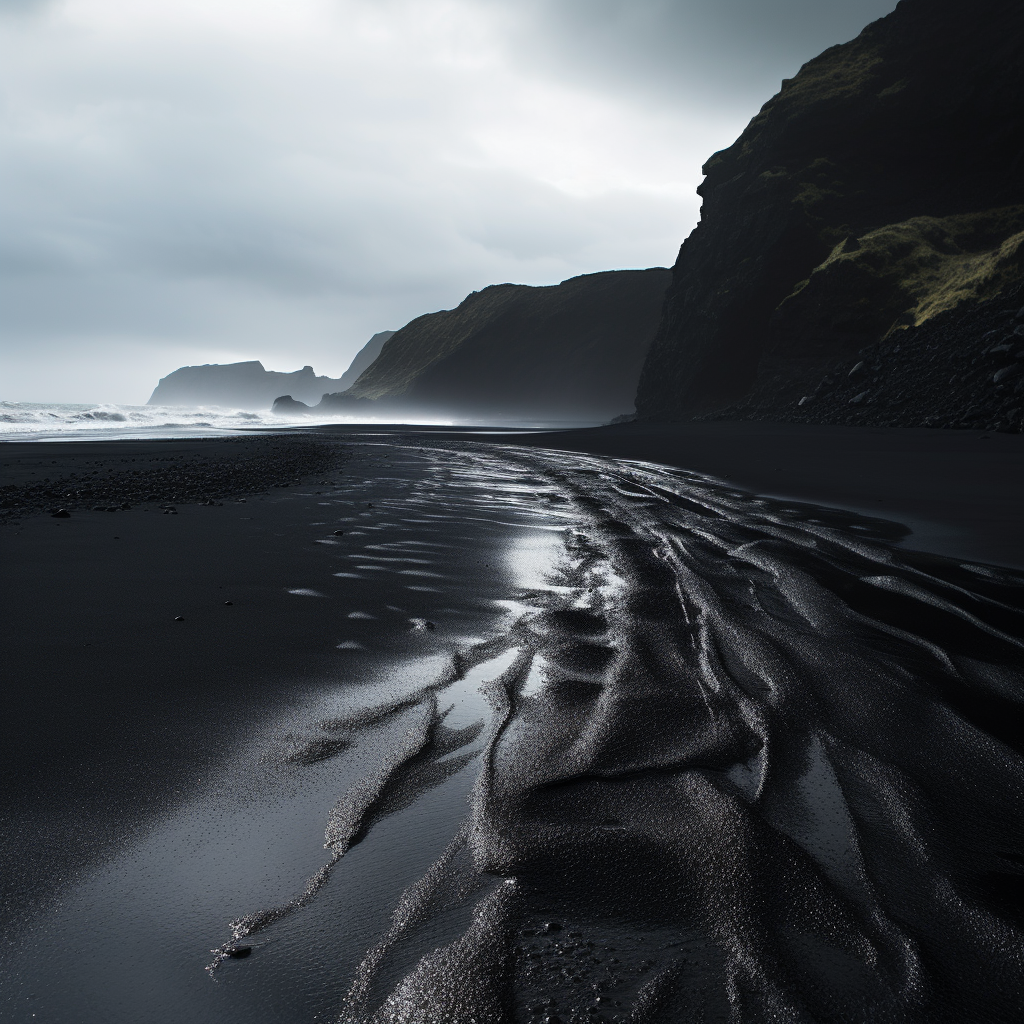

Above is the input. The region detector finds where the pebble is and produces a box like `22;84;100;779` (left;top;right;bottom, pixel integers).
333;530;345;536
224;601;233;606
174;615;185;622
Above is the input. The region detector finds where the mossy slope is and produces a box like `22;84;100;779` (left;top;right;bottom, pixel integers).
636;0;1024;424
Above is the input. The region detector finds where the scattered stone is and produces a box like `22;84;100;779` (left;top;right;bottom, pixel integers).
174;615;185;621
543;921;562;934
225;946;252;959
333;530;345;536
51;509;70;518
1;436;344;525
224;601;233;606
850;390;869;404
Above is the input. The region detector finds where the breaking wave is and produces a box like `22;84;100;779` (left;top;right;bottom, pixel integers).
0;401;438;441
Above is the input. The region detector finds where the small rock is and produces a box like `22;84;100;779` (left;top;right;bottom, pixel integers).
543;921;562;934
850;390;869;404
51;509;70;518
174;615;185;621
333;530;344;536
224;601;233;606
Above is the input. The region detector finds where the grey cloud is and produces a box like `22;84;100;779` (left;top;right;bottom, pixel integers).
491;0;899;108
1;0;900;403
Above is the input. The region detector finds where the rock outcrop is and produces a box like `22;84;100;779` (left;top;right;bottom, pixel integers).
636;0;1024;432
148;332;396;410
148;361;347;410
314;269;670;423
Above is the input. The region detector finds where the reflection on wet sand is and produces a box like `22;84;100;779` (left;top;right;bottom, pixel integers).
5;440;1021;1024
228;445;1024;1023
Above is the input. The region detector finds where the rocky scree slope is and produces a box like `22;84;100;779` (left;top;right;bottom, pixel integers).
308;269;670;422
635;0;1024;432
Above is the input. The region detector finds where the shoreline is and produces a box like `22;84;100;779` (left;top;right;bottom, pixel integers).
4;428;1024;1022
5;419;1023;568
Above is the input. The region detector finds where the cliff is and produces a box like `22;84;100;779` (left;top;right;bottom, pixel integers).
635;0;1024;432
315;269;670;422
334;331;395;392
148;332;393;410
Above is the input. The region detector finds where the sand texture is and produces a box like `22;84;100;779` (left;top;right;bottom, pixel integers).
2;427;1023;1023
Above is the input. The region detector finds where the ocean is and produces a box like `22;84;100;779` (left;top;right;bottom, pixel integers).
0;401;427;442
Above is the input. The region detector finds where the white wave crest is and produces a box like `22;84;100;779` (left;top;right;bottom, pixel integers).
0;401;428;441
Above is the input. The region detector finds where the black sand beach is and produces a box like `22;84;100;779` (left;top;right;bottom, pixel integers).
2;424;1024;1023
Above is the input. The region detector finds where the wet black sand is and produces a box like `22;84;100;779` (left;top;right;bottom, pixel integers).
2;424;1024;1023
507;420;1024;570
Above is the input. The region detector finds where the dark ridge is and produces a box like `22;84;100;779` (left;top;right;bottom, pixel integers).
305;269;670;423
636;0;1024;431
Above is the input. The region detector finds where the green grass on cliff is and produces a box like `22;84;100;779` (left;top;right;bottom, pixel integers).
780;206;1024;341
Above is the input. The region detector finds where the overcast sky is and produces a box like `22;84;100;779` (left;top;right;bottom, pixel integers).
1;0;898;404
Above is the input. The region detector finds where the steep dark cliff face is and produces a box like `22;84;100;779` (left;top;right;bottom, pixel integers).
320;269;670;422
636;0;1024;427
334;331;394;391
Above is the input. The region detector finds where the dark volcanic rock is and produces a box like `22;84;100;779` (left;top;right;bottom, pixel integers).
314;269;670;423
636;0;1024;426
723;282;1024;432
148;332;395;411
148;361;348;410
271;395;313;416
